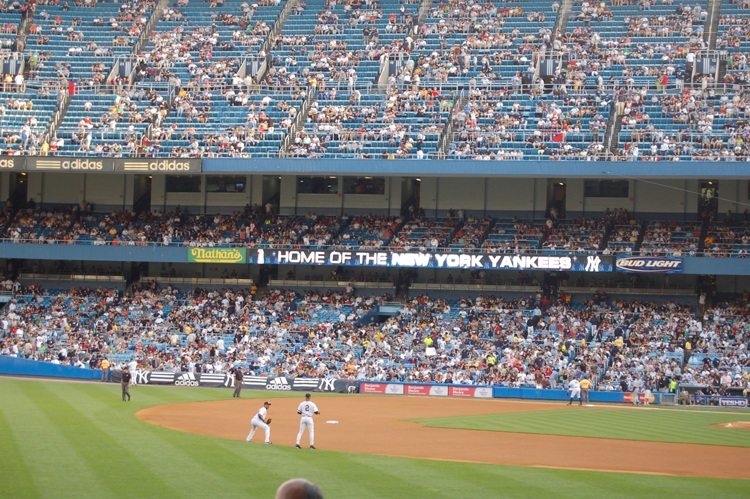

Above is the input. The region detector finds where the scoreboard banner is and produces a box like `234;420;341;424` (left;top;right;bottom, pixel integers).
110;371;358;393
250;249;614;272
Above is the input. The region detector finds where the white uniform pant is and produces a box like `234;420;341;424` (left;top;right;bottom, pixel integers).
296;416;314;446
247;417;270;443
643;389;652;404
570;388;581;400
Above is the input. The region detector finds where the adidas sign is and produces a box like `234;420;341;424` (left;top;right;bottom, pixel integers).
266;377;291;391
0;159;15;168
149;160;193;171
174;373;199;387
62;159;103;170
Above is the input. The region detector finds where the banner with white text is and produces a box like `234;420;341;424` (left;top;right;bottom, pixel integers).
250;249;614;272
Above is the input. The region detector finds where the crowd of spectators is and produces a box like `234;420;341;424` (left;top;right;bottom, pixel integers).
0;0;748;160
7;205;750;259
2;281;748;397
640;220;701;256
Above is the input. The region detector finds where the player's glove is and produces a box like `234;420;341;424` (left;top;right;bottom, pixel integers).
266;418;272;425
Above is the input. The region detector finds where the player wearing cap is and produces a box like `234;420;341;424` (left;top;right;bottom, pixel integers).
295;393;320;449
121;366;131;402
246;401;273;444
567;376;581;406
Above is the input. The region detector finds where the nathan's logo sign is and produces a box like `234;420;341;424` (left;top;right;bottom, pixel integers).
616;256;683;274
187;248;246;264
34;158;104;170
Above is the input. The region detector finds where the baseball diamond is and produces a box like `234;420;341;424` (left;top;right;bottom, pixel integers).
136;395;750;479
2;378;750;499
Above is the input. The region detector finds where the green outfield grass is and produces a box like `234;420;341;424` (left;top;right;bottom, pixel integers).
408;407;750;447
1;378;749;499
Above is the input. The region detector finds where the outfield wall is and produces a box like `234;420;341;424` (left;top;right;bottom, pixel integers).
0;355;101;380
358;381;662;404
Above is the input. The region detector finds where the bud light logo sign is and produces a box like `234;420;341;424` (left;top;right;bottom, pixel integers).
616;256;683;274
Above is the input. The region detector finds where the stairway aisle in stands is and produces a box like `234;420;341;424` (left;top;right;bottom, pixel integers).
551;0;574;43
705;0;723;51
256;0;299;82
129;0;170;60
436;93;468;159
603;99;622;160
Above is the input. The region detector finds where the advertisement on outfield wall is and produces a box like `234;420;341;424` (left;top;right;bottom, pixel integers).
359;381;492;398
360;382;405;395
718;398;749;408
17;157;202;173
616;256;683;274
250;249;614;272
623;392;656;404
110;371;358;393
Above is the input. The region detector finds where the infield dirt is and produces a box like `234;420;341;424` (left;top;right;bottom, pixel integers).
136;396;750;479
712;421;750;430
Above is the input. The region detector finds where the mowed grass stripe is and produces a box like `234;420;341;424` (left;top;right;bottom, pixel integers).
66;383;419;498
0;380;107;498
409;408;750;447
64;383;257;497
21;381;182;499
0;391;40;498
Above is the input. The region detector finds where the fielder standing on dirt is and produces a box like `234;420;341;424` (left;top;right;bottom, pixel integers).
246;401;273;444
567;376;581;406
295;393;320;449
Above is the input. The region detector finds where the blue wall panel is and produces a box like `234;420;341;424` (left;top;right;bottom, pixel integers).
0;355;101;380
0;243;188;263
492;387;627;403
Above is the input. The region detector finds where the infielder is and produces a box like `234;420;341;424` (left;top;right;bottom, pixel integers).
567;376;581;406
246;401;273;444
295;393;320;449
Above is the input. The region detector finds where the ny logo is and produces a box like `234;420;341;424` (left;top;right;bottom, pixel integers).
318;378;336;391
585;256;601;272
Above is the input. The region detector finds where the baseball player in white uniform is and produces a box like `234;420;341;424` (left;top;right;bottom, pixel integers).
295;393;320;449
246;401;273;444
567;377;582;406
